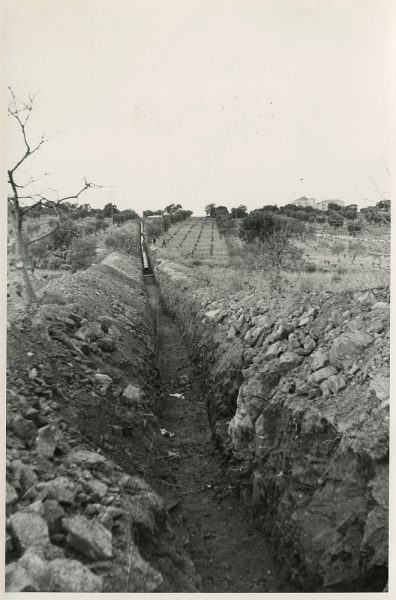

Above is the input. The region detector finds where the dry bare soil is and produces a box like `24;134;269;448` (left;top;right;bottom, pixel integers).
5;218;389;592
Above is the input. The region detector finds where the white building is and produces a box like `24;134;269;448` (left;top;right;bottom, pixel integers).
317;199;345;211
291;196;317;208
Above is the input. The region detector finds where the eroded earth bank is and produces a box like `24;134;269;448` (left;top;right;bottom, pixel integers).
5;244;389;592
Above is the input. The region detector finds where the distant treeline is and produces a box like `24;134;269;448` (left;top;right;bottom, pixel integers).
25;201;139;225
203;199;390;240
143;204;193;238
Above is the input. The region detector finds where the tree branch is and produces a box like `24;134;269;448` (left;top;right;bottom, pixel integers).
52;180;102;205
21;199;45;214
26;223;60;246
8;87;50;175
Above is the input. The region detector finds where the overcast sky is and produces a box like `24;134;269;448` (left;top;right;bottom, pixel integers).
3;0;393;216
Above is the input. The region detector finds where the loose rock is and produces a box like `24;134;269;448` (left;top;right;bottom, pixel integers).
9;511;49;552
63;515;112;560
48;558;103;592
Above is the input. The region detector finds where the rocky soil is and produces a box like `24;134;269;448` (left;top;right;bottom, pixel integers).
145;281;286;593
155;259;389;592
6;249;200;592
5;223;389;593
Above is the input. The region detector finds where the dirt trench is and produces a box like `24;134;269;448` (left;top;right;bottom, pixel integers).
144;278;286;593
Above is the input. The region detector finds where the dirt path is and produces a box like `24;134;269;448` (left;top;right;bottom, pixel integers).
145;281;283;593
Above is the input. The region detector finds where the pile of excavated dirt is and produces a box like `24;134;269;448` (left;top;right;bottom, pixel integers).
155;260;389;592
6;252;200;593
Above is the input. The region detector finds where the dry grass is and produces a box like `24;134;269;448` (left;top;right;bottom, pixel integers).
288;268;389;293
184;264;256;294
156;230;390;298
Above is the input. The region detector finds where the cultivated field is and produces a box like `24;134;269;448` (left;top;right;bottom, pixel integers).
159;217;228;262
153;217;390;298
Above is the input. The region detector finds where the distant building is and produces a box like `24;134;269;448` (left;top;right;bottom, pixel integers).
317;199;345;211
291;196;317;208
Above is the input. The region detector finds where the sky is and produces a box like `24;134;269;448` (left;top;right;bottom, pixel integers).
3;0;393;216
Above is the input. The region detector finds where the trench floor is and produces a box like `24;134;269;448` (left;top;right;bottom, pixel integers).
146;282;281;593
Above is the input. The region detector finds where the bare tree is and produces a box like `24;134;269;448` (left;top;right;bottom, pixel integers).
7;88;99;304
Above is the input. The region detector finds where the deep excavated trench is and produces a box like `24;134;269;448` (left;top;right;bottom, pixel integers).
139;225;286;592
138;223;388;593
144;278;289;593
5;222;387;593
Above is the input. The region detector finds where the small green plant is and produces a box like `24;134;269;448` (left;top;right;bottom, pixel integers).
67;236;97;271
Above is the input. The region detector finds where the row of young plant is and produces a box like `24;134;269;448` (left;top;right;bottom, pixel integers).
143;207;193;241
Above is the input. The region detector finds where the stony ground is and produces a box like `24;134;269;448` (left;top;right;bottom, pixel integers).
156;259;389;592
5;252;200;592
5;220;390;593
145;280;289;593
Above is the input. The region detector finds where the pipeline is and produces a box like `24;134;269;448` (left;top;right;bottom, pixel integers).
139;220;155;282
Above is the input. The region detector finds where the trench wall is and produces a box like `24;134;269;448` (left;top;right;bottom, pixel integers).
155;259;389;592
6;250;200;593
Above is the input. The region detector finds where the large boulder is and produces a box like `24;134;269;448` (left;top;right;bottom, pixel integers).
329;330;373;370
6;482;18;505
122;384;142;407
36;425;62;458
66;449;106;467
48;558;103;592
63;515;112;560
5;562;39;592
40;476;76;504
9;511;49;552
308;365;337;385
9;415;38;445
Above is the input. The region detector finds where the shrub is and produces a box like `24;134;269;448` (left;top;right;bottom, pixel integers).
49;220;79;250
26;222;40;235
331;241;345;262
297;274;326;292
66;236;97;271
36;259;47;269
348;240;364;263
29;240;50;262
347;221;363;236
227;271;246;292
84;224;96;235
305;262;317;272
95;218;109;233
145;220;162;239
104;231;137;255
47;255;63;270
